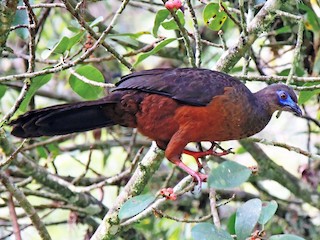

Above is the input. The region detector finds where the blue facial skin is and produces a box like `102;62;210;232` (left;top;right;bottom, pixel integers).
277;90;302;116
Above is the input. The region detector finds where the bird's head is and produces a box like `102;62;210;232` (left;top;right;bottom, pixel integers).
257;84;302;117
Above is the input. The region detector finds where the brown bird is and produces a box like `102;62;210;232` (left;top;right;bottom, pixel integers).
10;68;302;184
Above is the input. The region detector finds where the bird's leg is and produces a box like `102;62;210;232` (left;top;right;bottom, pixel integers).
183;142;234;160
171;158;208;183
165;134;207;188
182;149;204;169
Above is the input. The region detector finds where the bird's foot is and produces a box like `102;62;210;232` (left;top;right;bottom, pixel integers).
183;143;234;168
191;172;208;194
209;142;234;156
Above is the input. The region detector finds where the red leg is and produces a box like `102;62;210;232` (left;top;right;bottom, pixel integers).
183;142;234;160
173;158;207;183
165;133;207;186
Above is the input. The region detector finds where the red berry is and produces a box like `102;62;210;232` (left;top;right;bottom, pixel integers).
172;0;182;9
165;1;174;10
165;0;182;10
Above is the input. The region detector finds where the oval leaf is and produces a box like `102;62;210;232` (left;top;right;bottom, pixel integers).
203;3;228;31
161;10;185;30
235;198;262;240
258;200;278;225
208;160;251;189
153;9;170;37
18;73;53;112
119;194;156;220
0;85;7;99
134;38;177;66
51;36;70;55
68;31;85;50
269;234;306;240
69;65;104;100
191;223;233;240
298;82;320;104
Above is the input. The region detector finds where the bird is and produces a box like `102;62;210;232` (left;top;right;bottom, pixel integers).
10;68;302;185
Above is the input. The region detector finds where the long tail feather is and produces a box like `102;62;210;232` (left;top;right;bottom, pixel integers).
10;99;116;138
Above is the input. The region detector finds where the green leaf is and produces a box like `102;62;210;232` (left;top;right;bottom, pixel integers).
269;234;306;240
13;9;28;39
208;160;251;189
203;3;228;31
275;26;291;35
109;32;150;39
191;223;233;240
235;198;262;240
51;36;70;55
18;73;53;112
161;10;185;30
89;16;104;27
299;3;320;32
37;146;48;159
119;194;156;220
69;65;105;100
47;144;60;158
110;35;140;48
226;213;236;235
298;82;320;104
0;85;7;99
153;9;170;37
258;200;278;225
68;31;85;50
134;38;177;66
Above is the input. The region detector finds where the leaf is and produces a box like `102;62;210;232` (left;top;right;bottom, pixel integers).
191;223;233;240
258;200;278;225
51;36;70;55
68;31;85;50
275;26;291;35
18;73;53;112
269;234;306;240
153;9;170;37
89;16;104;27
208;160;251;189
161;10;185;30
119;194;156;220
299;3;320;32
0;85;7;99
134;38;177;66
69;65;105;100
13;8;29;39
203;3;228;31
298;82;320;104
235;198;262;240
109;35;140;48
226;213;236;235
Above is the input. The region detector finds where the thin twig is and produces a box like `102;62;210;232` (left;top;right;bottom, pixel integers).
246;137;320;161
0;171;52;240
69;68;115;88
186;0;201;67
0;140;27;168
7;192;22;240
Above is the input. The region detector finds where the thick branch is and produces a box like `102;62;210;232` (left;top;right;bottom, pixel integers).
215;0;281;72
240;140;320;209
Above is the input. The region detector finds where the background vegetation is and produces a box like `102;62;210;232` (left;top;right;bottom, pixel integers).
0;0;319;239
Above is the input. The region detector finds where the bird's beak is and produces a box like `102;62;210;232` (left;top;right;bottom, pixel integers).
289;103;303;117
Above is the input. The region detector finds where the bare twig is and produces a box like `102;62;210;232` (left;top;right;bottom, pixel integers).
0;171;52;240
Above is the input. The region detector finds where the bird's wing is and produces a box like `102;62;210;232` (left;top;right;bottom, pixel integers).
114;68;247;106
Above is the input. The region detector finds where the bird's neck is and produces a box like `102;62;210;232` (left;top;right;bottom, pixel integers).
239;91;273;138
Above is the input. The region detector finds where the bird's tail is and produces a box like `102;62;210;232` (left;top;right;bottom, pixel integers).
10;98;116;138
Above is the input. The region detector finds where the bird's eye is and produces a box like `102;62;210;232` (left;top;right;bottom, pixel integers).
280;92;287;100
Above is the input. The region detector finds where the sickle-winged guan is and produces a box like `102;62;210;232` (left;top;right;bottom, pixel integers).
10;68;302;184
